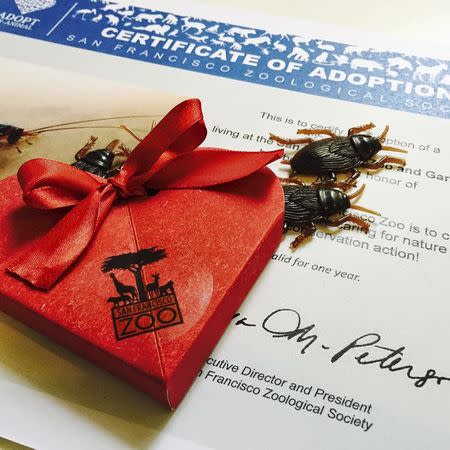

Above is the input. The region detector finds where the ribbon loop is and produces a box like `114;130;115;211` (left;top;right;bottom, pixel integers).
18;159;103;210
6;98;283;290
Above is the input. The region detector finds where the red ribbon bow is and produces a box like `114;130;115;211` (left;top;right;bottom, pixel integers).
6;99;283;290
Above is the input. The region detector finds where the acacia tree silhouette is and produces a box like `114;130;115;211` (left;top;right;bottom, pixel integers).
102;247;166;301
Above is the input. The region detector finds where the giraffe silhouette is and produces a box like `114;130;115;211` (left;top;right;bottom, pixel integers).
146;273;160;292
109;273;137;301
102;247;167;301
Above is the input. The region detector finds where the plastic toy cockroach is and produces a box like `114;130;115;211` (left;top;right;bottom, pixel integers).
0;124;25;145
282;179;379;249
71;136;131;178
271;123;407;185
71;121;156;178
0;115;157;150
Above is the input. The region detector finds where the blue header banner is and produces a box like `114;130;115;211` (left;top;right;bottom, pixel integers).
1;0;449;119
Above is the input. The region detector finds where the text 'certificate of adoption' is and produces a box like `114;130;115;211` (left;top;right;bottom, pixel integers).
0;1;449;449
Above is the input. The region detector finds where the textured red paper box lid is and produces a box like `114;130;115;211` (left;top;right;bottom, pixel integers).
0;168;283;408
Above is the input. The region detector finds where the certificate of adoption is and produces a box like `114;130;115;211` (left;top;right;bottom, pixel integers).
0;1;449;449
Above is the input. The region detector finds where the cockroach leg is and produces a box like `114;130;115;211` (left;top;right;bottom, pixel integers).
120;125;143;142
115;143;131;158
278;177;305;186
269;133;313;146
347;122;375;136
290;223;316;249
343;168;361;186
314;172;337;185
313;179;356;191
297;128;336;138
325;214;370;233
75;136;98;160
363;156;406;169
347;168;361;181
311;172;355;191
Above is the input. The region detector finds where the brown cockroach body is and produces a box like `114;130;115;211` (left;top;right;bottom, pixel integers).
271;123;408;185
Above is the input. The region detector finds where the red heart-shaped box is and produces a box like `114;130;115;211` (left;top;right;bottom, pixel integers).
0;168;283;408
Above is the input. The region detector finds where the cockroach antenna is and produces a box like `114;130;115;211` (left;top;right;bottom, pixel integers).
347;184;381;216
0;114;161;147
378;125;409;154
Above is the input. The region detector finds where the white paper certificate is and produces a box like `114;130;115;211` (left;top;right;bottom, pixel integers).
0;1;449;449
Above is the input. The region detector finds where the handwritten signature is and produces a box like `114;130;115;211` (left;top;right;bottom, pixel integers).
232;309;450;389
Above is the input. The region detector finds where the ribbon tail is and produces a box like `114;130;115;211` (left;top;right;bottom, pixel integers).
6;185;116;290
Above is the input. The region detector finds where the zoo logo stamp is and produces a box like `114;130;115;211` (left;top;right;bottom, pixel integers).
102;246;183;340
15;0;56;15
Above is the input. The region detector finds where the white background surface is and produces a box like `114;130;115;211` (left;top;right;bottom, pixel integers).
0;1;449;449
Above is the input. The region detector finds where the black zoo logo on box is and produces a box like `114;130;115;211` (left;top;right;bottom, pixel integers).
102;246;183;340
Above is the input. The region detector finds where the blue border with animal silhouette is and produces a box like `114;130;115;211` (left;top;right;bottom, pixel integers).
1;0;449;119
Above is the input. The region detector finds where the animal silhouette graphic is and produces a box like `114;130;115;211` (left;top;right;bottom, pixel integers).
292;36;311;47
103;247;167;302
314;51;329;64
101;3;125;13
211;38;225;47
217;33;235;44
73;8;97;20
206;24;220;34
181;17;206;34
107;295;133;307
92;14;103;23
288;46;310;62
105;14;119;26
316;40;335;52
146;273;160;293
134;24;170;35
243;35;271;47
414;63;448;84
386;68;399;78
343;45;368;56
333;54;349;65
350;58;384;72
117;7;135;21
226;27;256;38
163;14;178;25
273;41;287;53
187;34;209;43
159;280;175;296
109;273;137;301
134;13;163;23
387;57;413;71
